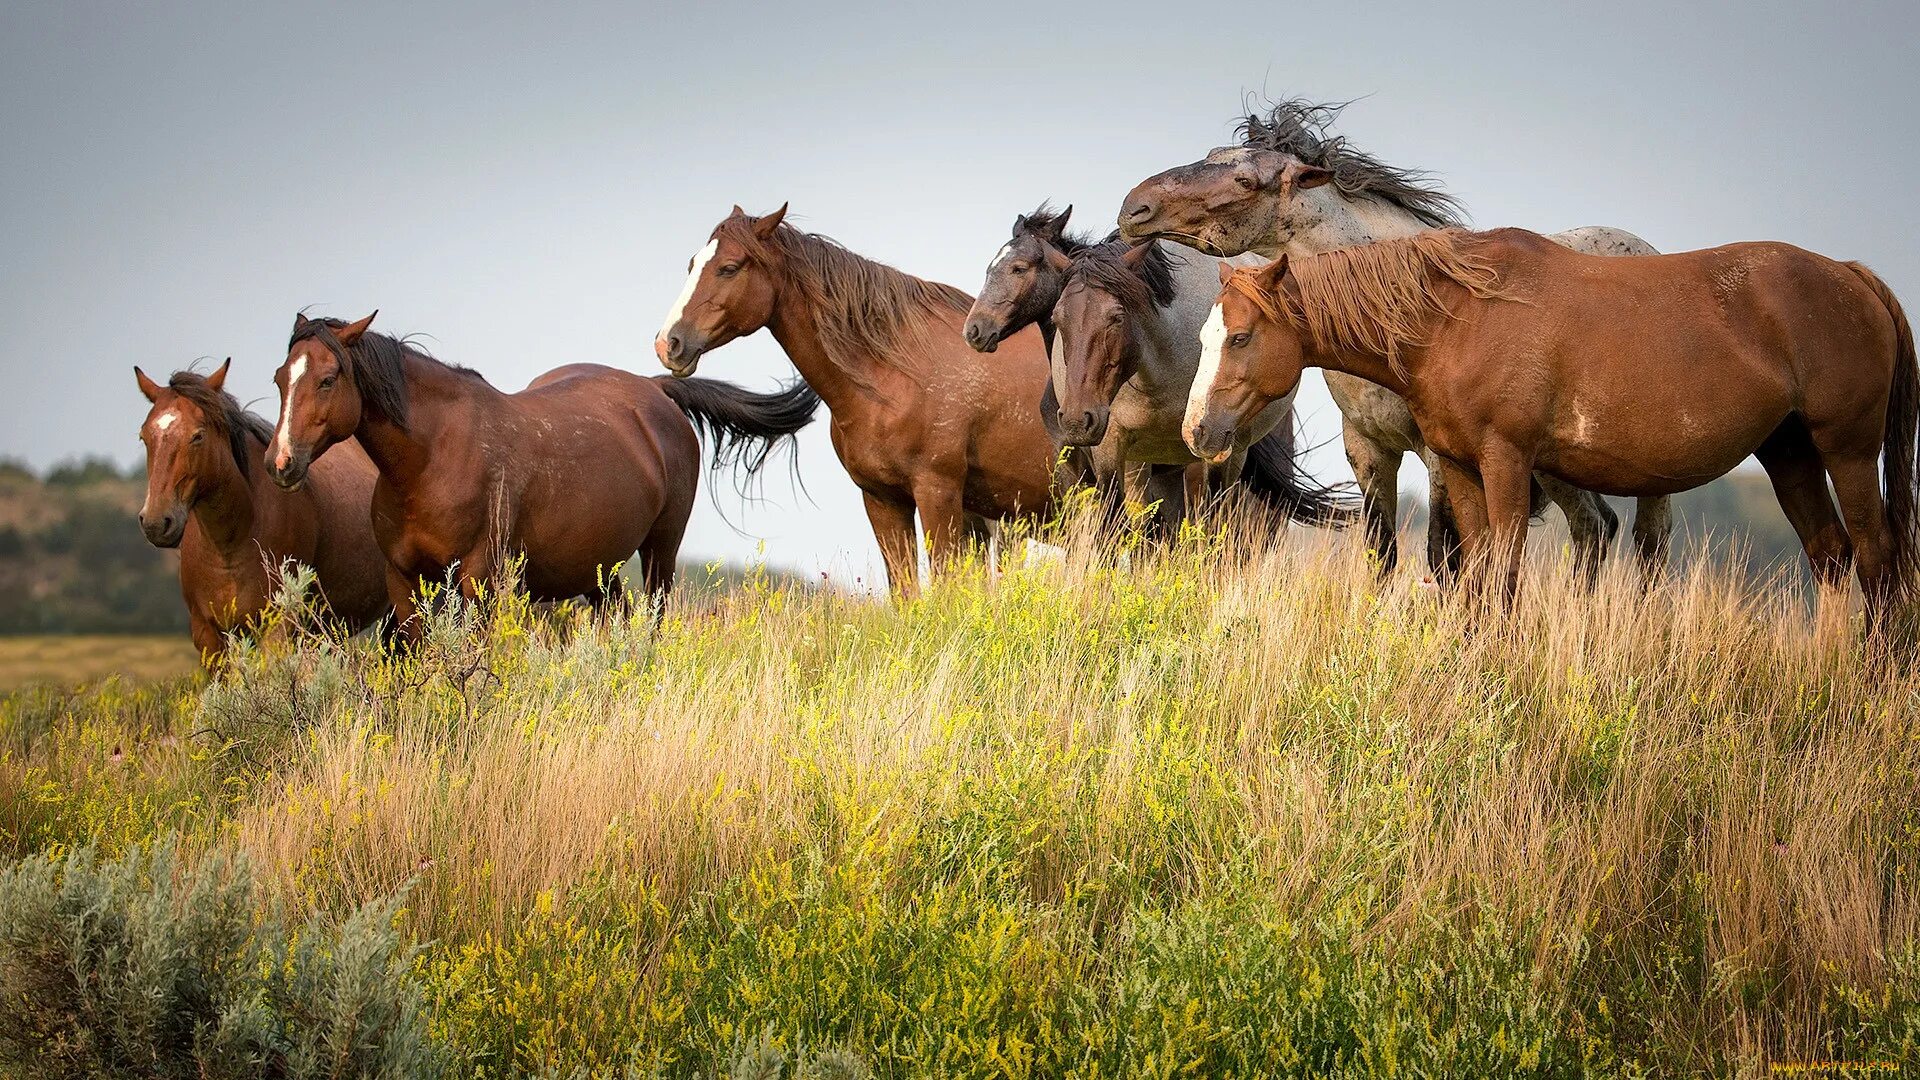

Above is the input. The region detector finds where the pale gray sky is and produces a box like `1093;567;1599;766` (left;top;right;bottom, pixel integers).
4;1;1915;583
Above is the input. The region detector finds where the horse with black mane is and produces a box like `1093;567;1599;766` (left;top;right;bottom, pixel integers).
136;360;388;660
268;312;816;633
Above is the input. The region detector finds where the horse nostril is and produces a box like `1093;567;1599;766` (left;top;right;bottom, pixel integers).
1082;411;1097;432
1125;199;1154;223
667;334;684;357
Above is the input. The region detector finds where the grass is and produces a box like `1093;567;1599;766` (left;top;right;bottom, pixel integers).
1;512;1916;1078
0;634;199;691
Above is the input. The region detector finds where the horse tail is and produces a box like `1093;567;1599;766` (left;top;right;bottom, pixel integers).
1848;261;1920;597
1240;418;1361;528
654;376;821;487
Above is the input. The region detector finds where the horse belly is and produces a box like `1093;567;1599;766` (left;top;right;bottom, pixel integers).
1540;381;1787;496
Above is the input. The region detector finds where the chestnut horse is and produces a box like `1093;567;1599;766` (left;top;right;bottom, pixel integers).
268;312;817;631
1120;99;1671;582
1188;230;1918;628
655;205;1066;595
965;205;1352;529
135;361;387;660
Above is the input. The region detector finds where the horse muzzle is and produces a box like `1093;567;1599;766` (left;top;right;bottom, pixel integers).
655;331;704;377
268;451;310;492
1184;417;1237;464
1056;406;1110;448
138;508;186;549
962;315;1003;353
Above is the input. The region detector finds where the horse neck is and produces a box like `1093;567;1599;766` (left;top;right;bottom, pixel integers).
188;445;259;553
1269;189;1434;259
765;286;899;410
352;350;487;488
1133;243;1236;389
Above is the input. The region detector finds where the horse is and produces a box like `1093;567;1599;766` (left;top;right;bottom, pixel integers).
1188;230;1918;630
135;360;387;661
1119;99;1672;583
654;204;1069;596
267;312;817;632
964;205;1352;529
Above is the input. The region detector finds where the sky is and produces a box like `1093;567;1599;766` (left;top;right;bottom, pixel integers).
4;0;1916;584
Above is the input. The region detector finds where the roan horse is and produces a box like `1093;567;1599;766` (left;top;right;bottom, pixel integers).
1121;99;1672;582
1188;230;1918;629
135;361;388;660
268;312;817;631
655;204;1067;596
964;205;1351;528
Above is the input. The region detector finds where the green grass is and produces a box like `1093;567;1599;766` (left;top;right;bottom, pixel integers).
1;523;1916;1078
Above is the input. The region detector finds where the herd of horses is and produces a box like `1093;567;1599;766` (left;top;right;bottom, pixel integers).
133;100;1918;660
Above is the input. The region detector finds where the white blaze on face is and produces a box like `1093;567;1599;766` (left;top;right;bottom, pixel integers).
657;239;719;345
154;410;178;432
987;242;1014;273
276;352;309;466
1184;303;1229;445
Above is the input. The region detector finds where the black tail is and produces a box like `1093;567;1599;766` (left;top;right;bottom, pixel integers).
654;376;821;489
1241;421;1360;528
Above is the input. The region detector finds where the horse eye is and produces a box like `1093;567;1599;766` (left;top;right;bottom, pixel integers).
190;430;205;444
717;263;741;277
1010;264;1029;276
1230;332;1252;348
1235;175;1257;191
319;374;338;389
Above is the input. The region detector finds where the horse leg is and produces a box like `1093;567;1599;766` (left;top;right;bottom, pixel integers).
863;492;920;598
1755;424;1852;588
1142;465;1188;539
1630;496;1673;580
1478;446;1536;608
1345;423;1401;575
1431;456;1489;599
384;565;423;647
1424;451;1462;586
1826;451;1896;633
913;478;972;578
1537;475;1618;587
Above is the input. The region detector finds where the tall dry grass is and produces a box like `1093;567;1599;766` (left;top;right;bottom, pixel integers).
179;511;1918;1073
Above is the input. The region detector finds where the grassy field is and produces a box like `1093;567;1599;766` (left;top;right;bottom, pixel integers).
0;515;1915;1078
0;634;200;691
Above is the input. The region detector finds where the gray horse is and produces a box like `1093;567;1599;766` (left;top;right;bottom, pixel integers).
1120;100;1671;581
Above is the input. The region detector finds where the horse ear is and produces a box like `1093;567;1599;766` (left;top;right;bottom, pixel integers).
1284;162;1335;192
1255;254;1291;289
1011;213;1029;236
1217;260;1236;286
292;311;312;335
1042;205;1072;242
204;357;231;393
752;202;789;239
730;204;745;217
1120;241;1155;270
336;310;378;347
135;366;163;403
1038;237;1072;274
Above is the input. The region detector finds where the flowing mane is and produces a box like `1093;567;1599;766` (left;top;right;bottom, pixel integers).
1237;99;1467;228
1226;230;1505;374
716;216;970;380
164;369;276;479
1063;240;1179;313
1018;202;1106;255
292;317;486;430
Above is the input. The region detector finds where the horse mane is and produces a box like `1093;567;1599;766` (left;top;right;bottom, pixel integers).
1237;98;1467;229
1063;240;1179;313
164;369;276;480
1226;229;1506;376
717;216;971;382
1018;202;1103;255
292;317;486;430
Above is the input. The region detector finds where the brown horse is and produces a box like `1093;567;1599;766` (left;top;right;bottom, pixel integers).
135;361;387;660
267;312;817;631
654;204;1066;595
1188;229;1918;626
